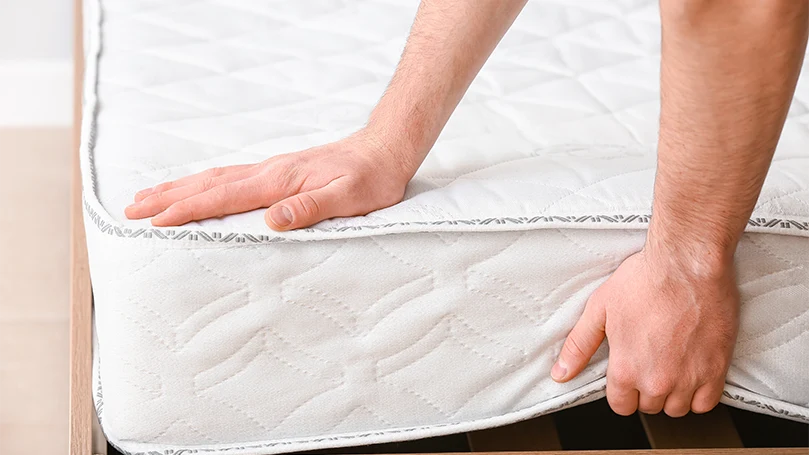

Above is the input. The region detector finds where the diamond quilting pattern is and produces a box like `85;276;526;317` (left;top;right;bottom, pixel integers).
92;0;809;232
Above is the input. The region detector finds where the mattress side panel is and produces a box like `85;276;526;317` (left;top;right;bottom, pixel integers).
728;235;809;410
86;225;809;453
88;228;626;447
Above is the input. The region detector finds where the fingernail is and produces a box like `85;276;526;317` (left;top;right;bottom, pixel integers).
270;206;292;227
551;358;567;381
136;189;153;199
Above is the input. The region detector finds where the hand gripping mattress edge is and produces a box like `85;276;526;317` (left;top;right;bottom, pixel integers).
80;1;809;454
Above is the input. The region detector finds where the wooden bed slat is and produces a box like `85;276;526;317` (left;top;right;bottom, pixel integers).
466;416;562;452
639;405;743;449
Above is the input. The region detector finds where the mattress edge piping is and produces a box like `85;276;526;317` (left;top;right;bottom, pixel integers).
93;370;809;455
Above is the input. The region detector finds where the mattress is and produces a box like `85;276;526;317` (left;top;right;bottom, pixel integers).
81;0;809;454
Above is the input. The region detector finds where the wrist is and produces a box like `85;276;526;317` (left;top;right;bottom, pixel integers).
643;224;735;284
352;124;423;183
362;103;437;176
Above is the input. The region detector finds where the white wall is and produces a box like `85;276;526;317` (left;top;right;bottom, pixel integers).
0;0;73;60
0;0;73;126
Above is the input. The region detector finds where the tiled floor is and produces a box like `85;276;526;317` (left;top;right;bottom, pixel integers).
0;128;71;454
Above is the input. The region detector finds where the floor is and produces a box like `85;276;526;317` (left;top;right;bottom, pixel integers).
0;128;72;454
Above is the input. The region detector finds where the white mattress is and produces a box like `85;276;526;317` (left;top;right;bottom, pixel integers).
81;0;809;454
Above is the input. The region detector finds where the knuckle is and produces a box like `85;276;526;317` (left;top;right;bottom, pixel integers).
563;335;587;360
198;177;217;191
588;286;606;304
642;378;674;397
206;167;224;178
145;191;165;206
210;184;230;200
609;366;635;389
142;193;169;212
296;193;321;218
153;182;171;193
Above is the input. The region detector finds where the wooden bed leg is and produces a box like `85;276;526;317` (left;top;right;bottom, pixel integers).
639;404;743;449
466;415;562;451
70;0;105;454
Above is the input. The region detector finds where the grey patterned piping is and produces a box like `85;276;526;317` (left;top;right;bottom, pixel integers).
104;385;606;455
84;198;809;245
722;391;809;423
100;384;809;455
84;198;288;244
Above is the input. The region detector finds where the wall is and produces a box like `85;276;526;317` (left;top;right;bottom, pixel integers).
0;0;73;126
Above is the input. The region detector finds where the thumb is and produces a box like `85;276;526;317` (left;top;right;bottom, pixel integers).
552;290;607;383
265;181;347;231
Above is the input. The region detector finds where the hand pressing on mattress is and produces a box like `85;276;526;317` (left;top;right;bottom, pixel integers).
125;131;416;231
552;1;808;416
125;0;530;231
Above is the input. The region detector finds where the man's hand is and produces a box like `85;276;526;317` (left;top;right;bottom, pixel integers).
125;131;413;231
551;0;807;417
551;248;739;417
125;0;528;231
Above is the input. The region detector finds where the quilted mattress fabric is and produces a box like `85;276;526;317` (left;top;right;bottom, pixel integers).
81;0;809;454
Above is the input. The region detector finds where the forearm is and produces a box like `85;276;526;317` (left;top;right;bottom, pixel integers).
364;0;527;177
649;0;808;270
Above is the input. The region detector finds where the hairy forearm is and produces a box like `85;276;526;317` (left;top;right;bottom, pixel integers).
648;0;808;270
364;0;527;177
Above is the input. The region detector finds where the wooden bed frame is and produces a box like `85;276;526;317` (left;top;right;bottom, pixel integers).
67;1;805;454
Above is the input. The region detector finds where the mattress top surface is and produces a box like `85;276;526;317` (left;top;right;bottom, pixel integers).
84;0;809;241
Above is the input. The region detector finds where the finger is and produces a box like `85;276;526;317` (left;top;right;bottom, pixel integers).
126;167;261;219
606;376;639;416
127;182;213;220
265;179;352;231
690;382;724;414
638;393;667;415
134;165;256;202
151;176;275;226
663;386;697;418
551;291;607;383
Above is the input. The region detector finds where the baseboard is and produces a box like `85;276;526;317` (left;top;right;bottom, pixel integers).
0;59;72;126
